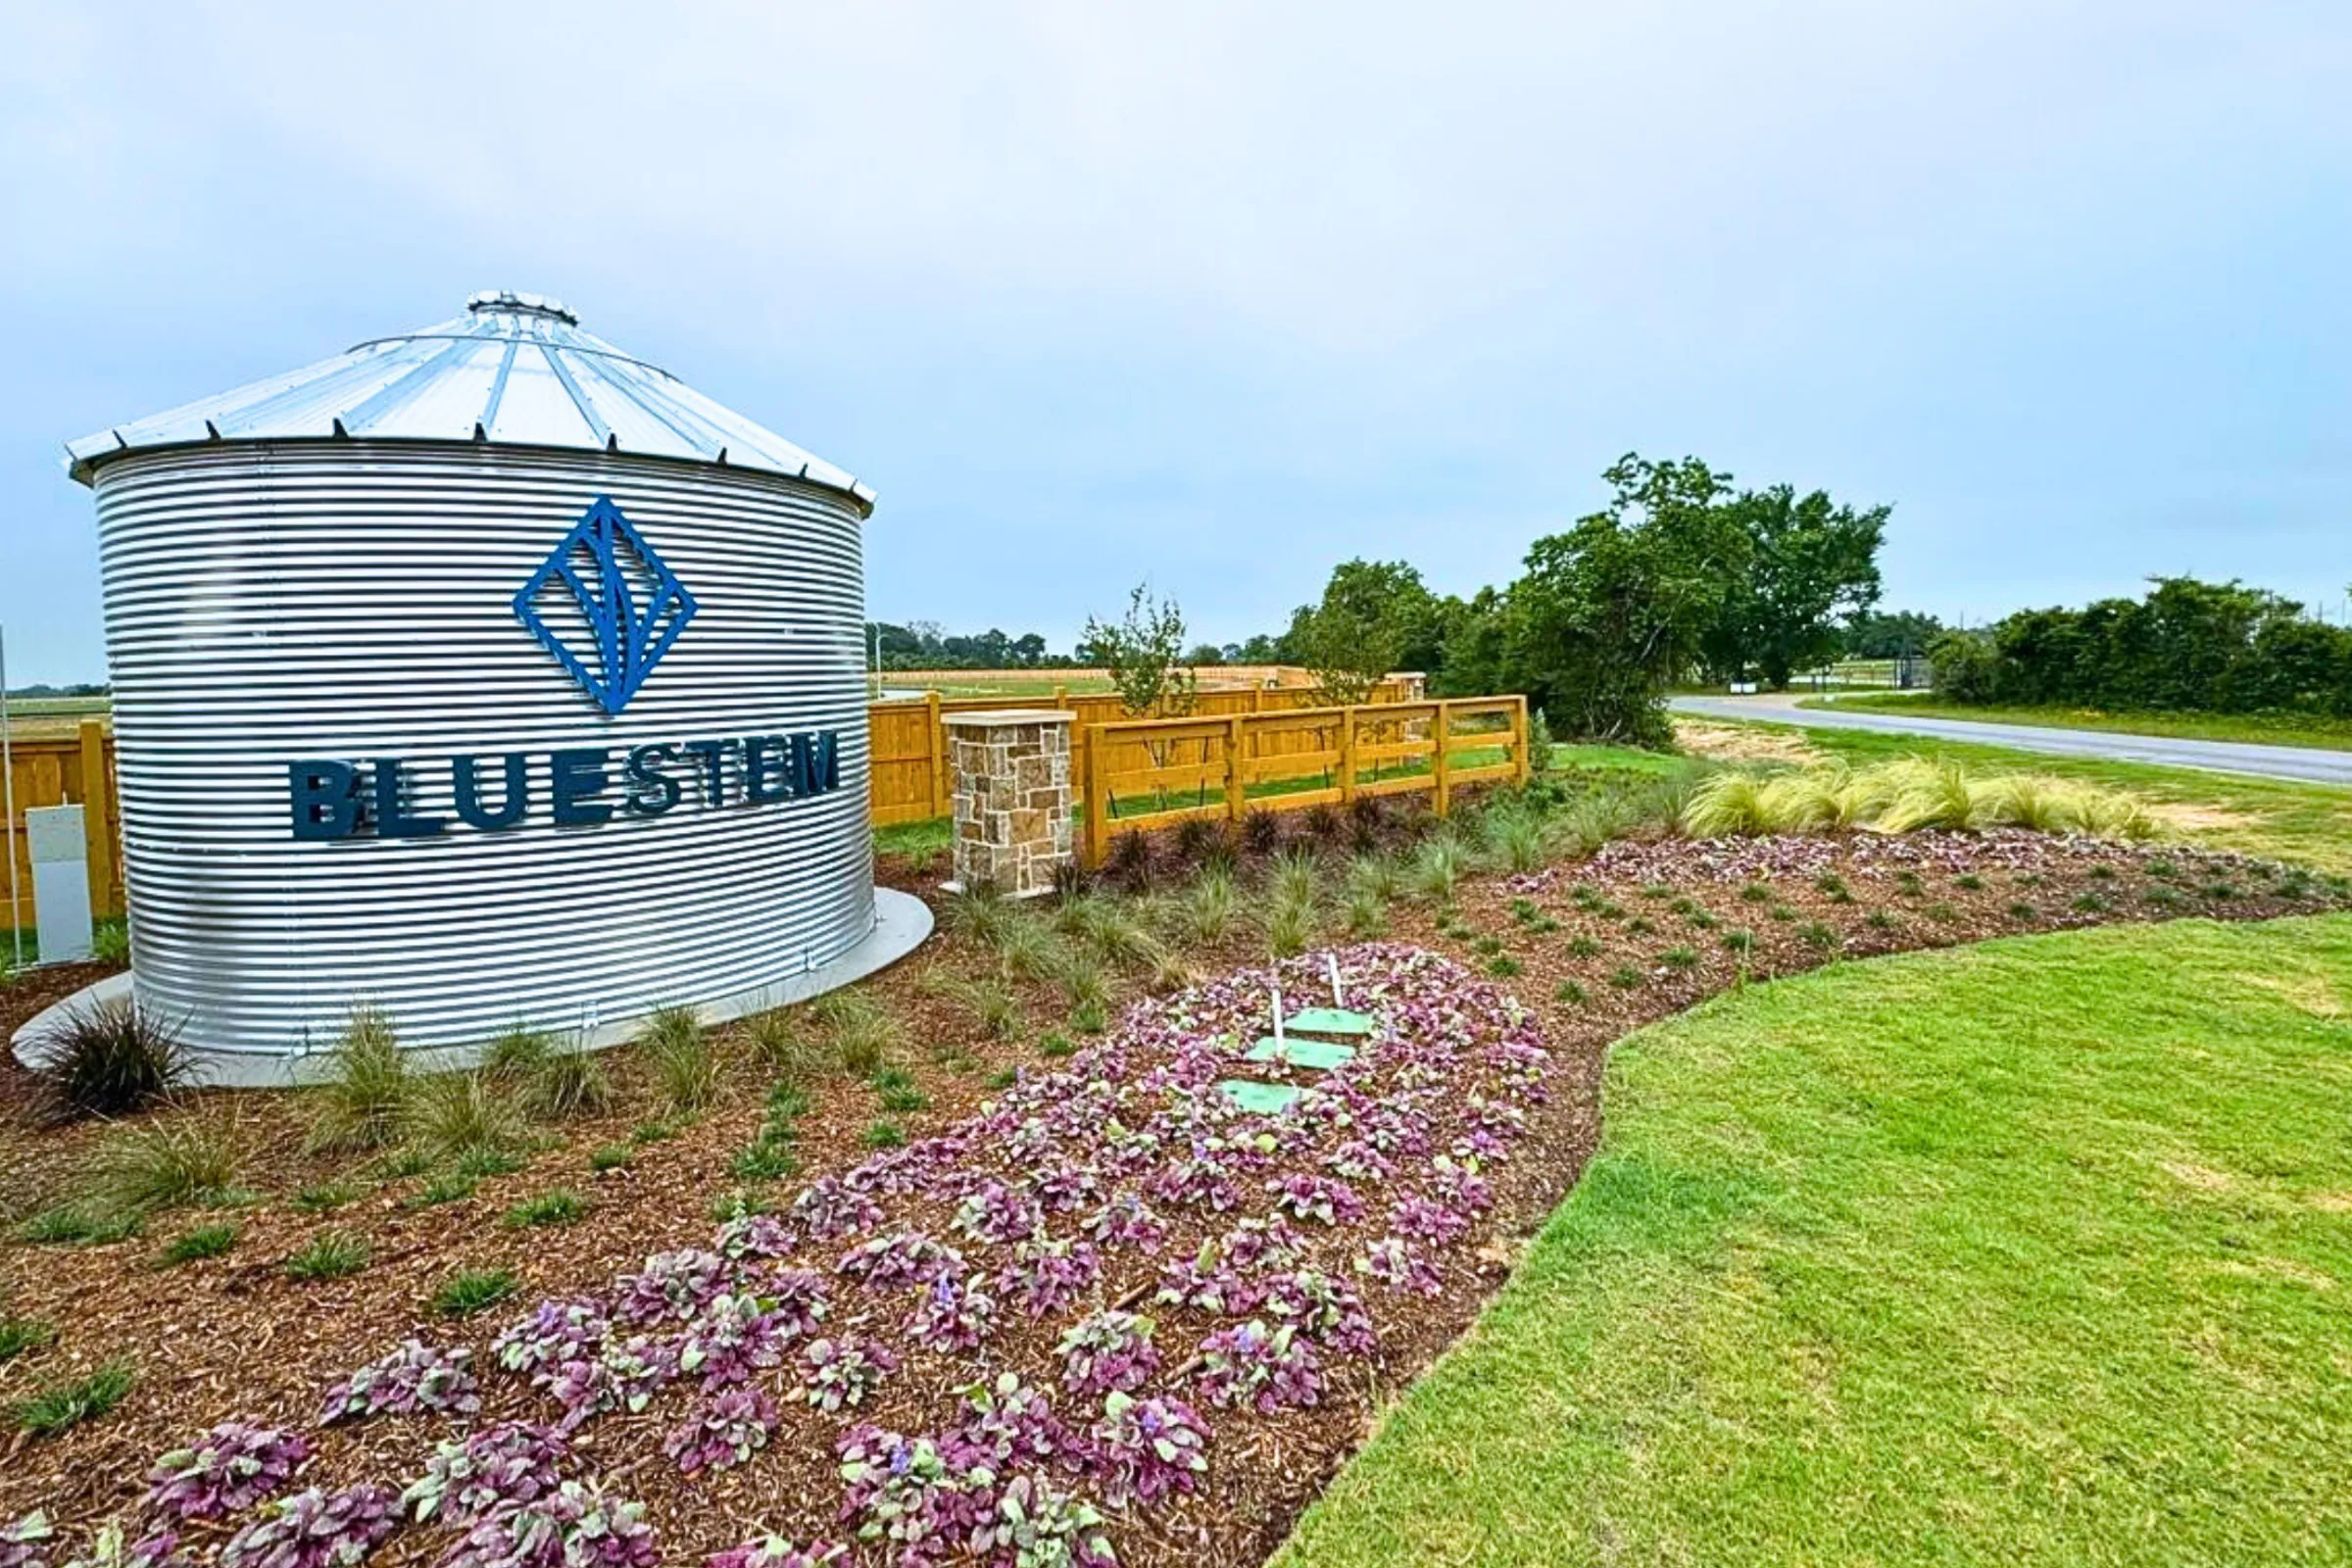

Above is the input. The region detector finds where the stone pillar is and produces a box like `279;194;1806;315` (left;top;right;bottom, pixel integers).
946;710;1073;897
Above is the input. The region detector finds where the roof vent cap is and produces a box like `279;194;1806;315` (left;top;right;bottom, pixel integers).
466;289;577;325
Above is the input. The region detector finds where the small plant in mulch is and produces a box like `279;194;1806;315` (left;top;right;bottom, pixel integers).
158;1221;238;1266
0;1317;58;1364
1484;955;1523;978
1768;903;1796;922
304;1004;407;1154
870;1068;929;1114
2071;892;2112;913
27;997;195;1121
1894;870;1925;895
290;1183;357;1214
1554;979;1588;1004
144;1421;310;1520
408;1172;478;1209
2008;901;2039;921
1955;872;1985;890
1864;909;1900;932
1660;946;1700;970
629;1120;679;1147
2202;879;2238;901
219;1482;400;1568
1565;935;1602;958
14;1362;135;1437
640;1004;717;1115
319;1340;478;1424
802;1338;897;1413
1720;929;1755;955
17;1206;143;1247
1798;921;1840;952
862;1120;907;1150
1624;915;1657;937
588;1144;632;1173
1740;881;1772;902
504;1191;585;1230
1607;964;1643;990
284;1231;368;1283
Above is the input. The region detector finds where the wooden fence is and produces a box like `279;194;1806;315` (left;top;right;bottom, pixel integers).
1079;696;1530;867
3;688;1427;929
868;679;1420;827
2;720;122;932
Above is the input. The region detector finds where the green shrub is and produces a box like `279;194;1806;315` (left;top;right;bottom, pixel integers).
29;997;193;1120
871;1068;928;1114
1485;955;1522;978
14;1360;133;1436
1607;965;1643;991
588;1144;633;1172
862;1119;906;1150
1798;921;1839;951
1740;882;1772;903
432;1269;518;1317
91;919;131;966
88;1114;243;1212
629;1120;677;1145
640;1004;717;1113
518;1048;610;1122
1955;873;1984;891
984;1067;1018;1091
2008;901;2038;921
1661;946;1699;970
305;1005;408;1153
159;1221;238;1265
503;1191;584;1229
284;1230;368;1281
1721;929;1754;953
1566;935;1602;958
1040;1032;1076;1058
1554;979;1587;1004
1864;910;1899;931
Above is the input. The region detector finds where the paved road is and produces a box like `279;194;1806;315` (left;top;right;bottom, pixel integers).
1669;692;2352;787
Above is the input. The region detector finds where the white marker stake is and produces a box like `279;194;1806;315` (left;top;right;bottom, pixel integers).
1327;953;1344;1007
1271;984;1285;1050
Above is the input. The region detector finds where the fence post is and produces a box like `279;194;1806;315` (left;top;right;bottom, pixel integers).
1433;701;1452;817
1338;706;1358;806
925;691;947;819
1512;695;1532;786
1053;685;1067;707
78;720;117;919
1082;724;1109;869
1224;714;1247;826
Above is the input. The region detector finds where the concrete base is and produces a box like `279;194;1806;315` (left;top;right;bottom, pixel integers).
10;887;935;1090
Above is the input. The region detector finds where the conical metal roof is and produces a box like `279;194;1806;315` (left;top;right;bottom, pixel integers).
65;290;873;513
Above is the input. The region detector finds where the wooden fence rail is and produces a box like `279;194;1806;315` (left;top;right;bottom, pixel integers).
4;684;1429;933
1079;695;1530;867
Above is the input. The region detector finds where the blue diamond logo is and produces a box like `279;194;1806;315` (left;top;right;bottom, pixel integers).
514;497;698;716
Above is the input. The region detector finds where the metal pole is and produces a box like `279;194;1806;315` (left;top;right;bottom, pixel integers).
1;622;20;972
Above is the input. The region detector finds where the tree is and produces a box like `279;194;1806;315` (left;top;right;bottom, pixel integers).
1284;560;1437;705
1843;609;1943;660
1504;454;1748;746
1185;643;1227;667
1699;485;1887;687
1079;584;1199;719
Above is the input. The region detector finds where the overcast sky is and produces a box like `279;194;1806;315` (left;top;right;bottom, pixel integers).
3;2;2346;682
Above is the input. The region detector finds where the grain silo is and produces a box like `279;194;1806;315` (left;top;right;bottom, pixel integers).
45;291;928;1083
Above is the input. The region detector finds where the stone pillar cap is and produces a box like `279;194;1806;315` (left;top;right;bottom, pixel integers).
942;709;1075;727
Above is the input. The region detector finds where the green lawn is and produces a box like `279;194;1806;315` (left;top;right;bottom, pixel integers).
1687;718;2352;877
1281;915;2352;1568
1808;692;2352;753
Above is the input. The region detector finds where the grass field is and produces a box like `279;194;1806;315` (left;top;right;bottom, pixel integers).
1806;692;2352;753
1279;914;2352;1568
1678;718;2352;877
0;695;109;741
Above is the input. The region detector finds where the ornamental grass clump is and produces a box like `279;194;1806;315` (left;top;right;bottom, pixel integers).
1678;758;2157;842
87;1114;243;1213
304;1004;406;1153
13;1361;135;1437
404;1069;527;1165
639;1004;716;1114
29;997;194;1121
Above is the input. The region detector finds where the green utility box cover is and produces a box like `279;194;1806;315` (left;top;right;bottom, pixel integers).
1284;1007;1374;1037
1244;1036;1357;1071
1219;1079;1303;1114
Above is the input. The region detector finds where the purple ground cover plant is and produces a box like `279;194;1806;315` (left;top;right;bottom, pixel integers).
610;1250;727;1326
664;1386;778;1476
994;1237;1101;1319
802;1338;897;1413
905;1274;999;1354
704;1540;847;1568
1054;1311;1161;1397
440;1482;658;1568
1194;1320;1323;1414
955;1373;1068;1472
318;1341;479;1425
218;1484;398;1568
143;1422;310;1521
401;1423;568;1529
1354;1235;1443;1297
968;1475;1114;1568
491;1301;607;1383
0;1515;48;1568
1085;1393;1210;1508
952;1181;1045;1246
837;1231;963;1291
1079;1194;1166;1251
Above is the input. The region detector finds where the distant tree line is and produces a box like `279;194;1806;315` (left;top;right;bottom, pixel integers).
1256;453;1892;746
2;682;109;700
1929;578;2352;716
865;621;1071;671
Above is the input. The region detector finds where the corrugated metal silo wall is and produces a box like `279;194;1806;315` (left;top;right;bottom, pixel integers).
92;441;873;1065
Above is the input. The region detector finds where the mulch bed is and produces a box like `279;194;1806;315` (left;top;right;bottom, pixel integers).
0;831;2337;1566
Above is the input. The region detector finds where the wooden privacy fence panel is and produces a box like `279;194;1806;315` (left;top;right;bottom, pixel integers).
3;719;122;932
867;680;1416;827
1079;695;1529;867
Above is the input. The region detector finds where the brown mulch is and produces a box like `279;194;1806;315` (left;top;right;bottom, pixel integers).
0;833;2337;1565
